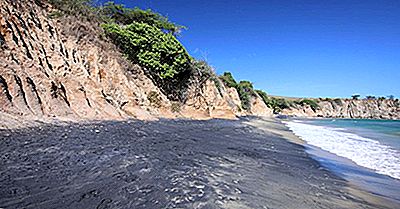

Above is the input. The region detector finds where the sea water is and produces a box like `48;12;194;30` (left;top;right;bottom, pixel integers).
284;119;400;201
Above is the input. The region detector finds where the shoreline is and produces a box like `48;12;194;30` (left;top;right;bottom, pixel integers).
244;117;400;208
0;116;399;208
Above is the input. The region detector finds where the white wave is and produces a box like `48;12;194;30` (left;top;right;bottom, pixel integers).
284;121;400;180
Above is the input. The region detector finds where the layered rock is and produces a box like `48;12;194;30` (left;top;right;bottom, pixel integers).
182;80;243;119
0;0;165;120
282;99;400;120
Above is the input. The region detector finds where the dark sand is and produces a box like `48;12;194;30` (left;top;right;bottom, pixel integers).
0;117;398;209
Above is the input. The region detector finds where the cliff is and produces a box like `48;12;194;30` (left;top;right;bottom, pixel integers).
281;98;400;120
0;0;272;123
0;0;396;124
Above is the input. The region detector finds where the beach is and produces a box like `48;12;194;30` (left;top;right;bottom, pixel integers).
0;117;398;209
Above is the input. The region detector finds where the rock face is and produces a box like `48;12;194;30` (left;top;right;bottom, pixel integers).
182;80;244;119
0;0;253;121
282;99;400;120
0;0;271;121
0;0;165;120
248;95;273;117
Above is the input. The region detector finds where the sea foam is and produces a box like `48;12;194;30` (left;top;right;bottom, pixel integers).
284;121;400;180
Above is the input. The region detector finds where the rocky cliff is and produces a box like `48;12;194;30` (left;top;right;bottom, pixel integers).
1;0;396;123
281;98;400;120
0;0;272;122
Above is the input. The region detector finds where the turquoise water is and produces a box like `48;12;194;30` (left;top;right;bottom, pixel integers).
309;119;400;149
284;118;400;202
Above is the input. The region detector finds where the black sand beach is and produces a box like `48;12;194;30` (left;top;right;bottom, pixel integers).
0;117;398;209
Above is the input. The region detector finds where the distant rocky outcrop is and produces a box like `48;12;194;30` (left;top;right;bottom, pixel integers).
281;98;400;120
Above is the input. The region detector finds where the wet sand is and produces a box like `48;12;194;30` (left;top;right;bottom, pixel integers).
0;117;398;209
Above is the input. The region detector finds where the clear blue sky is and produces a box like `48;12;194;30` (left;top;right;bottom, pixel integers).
99;0;400;98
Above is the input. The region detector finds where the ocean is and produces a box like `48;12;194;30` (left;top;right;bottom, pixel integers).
284;118;400;202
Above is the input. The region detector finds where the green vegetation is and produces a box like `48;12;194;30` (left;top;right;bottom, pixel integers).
102;23;191;79
147;91;161;108
190;60;224;96
255;90;269;104
351;94;360;100
219;72;238;88
46;0;324;112
191;60;214;82
219;72;255;110
254;90;294;113
236;81;256;110
99;3;194;101
47;0;192;100
100;2;185;35
295;99;319;112
170;102;181;113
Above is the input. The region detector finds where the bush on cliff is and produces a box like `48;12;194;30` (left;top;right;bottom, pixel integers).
100;2;185;35
102;23;191;79
236;81;256;110
299;99;319;112
102;22;192;100
255;90;291;113
219;72;238;88
190;60;224;96
255;89;269;104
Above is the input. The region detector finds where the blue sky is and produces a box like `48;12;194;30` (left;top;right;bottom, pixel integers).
99;0;400;98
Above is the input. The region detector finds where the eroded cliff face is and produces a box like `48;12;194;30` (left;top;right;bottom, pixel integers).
248;95;273;117
0;0;254;122
282;99;400;120
182;80;244;119
0;0;167;120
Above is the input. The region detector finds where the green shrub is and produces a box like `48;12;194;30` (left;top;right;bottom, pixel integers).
102;22;191;79
255;89;269;104
263;96;290;113
102;22;192;100
147;91;161;107
219;72;237;88
171;102;181;113
296;99;319;112
100;2;185;35
191;60;213;81
236;81;256;110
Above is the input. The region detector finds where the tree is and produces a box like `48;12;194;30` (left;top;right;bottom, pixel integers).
388;95;395;100
351;94;360;100
365;95;376;100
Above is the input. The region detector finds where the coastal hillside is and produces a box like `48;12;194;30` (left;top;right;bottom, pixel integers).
0;0;272;122
0;0;397;122
280;98;400;120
